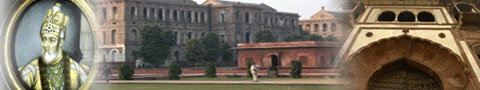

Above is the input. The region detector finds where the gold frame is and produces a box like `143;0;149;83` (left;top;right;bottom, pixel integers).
3;0;99;89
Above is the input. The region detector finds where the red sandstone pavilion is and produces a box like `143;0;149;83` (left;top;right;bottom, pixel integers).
236;41;341;69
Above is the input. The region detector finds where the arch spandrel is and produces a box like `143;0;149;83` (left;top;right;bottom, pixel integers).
340;35;471;89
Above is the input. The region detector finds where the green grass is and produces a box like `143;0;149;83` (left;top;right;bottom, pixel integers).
179;77;341;82
93;83;345;90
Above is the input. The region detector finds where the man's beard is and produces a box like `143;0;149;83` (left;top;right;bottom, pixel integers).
42;47;59;64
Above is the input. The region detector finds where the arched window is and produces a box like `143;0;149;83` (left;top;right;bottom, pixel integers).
111;50;117;62
457;4;476;12
377;11;395;21
112;6;118;20
322;23;328;32
305;24;311;31
331;23;336;32
418;12;435;22
174;51;180;61
398;11;415;22
201;32;206;37
102;7;107;20
245;32;251;43
111;30;117;44
131;7;136;19
131;29;137;44
245;12;250;23
314;24;319;32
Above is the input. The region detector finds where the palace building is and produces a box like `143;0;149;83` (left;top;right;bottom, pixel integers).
335;0;480;89
92;0;300;67
299;7;350;39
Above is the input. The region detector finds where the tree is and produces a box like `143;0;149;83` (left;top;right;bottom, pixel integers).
306;34;323;41
205;62;217;78
324;35;338;41
138;24;175;67
119;64;134;80
284;34;323;42
199;32;222;63
290;61;302;78
254;30;277;43
184;38;204;63
184;32;224;65
220;42;233;61
168;62;182;80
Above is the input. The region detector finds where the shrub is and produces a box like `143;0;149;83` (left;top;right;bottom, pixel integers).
290;61;302;78
246;60;253;78
205;62;217;78
168;62;182;80
119;64;134;80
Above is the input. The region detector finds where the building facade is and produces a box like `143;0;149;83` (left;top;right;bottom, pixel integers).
236;41;340;68
92;0;300;67
299;7;349;39
335;0;480;89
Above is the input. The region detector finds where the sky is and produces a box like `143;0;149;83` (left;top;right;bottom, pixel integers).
192;0;334;19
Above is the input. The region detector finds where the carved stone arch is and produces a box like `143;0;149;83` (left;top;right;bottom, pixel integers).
341;35;470;90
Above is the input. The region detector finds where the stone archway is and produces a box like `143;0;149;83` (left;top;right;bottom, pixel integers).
341;36;470;90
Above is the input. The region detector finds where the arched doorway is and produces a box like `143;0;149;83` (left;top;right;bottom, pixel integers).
341;36;470;89
369;59;441;90
271;55;279;68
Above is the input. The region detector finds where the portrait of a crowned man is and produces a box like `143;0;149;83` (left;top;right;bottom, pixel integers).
18;3;89;90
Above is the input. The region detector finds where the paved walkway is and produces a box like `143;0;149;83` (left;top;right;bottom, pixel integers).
95;80;347;85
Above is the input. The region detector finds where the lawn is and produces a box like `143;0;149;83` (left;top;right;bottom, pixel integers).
179;77;341;82
92;83;345;90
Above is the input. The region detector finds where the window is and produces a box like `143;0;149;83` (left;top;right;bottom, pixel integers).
201;12;205;23
245;12;250;23
112;6;117;20
320;56;326;66
377;11;395;21
235;11;240;19
187;11;192;22
103;32;106;44
102;7;107;20
180;10;185;22
131;29;138;44
174;51;180;61
188;32;192;39
322;23;327;32
305;24;311;31
195;12;199;23
151;8;155;19
130;7;136;19
173;10;178;21
111;30;117;44
174;31;178;45
245;32;251;43
158;8;163;20
398;11;415;22
418;12;435;22
314;24;319;32
143;7;148;19
331;23;336;32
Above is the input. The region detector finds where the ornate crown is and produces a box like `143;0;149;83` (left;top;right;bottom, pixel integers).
40;3;69;39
